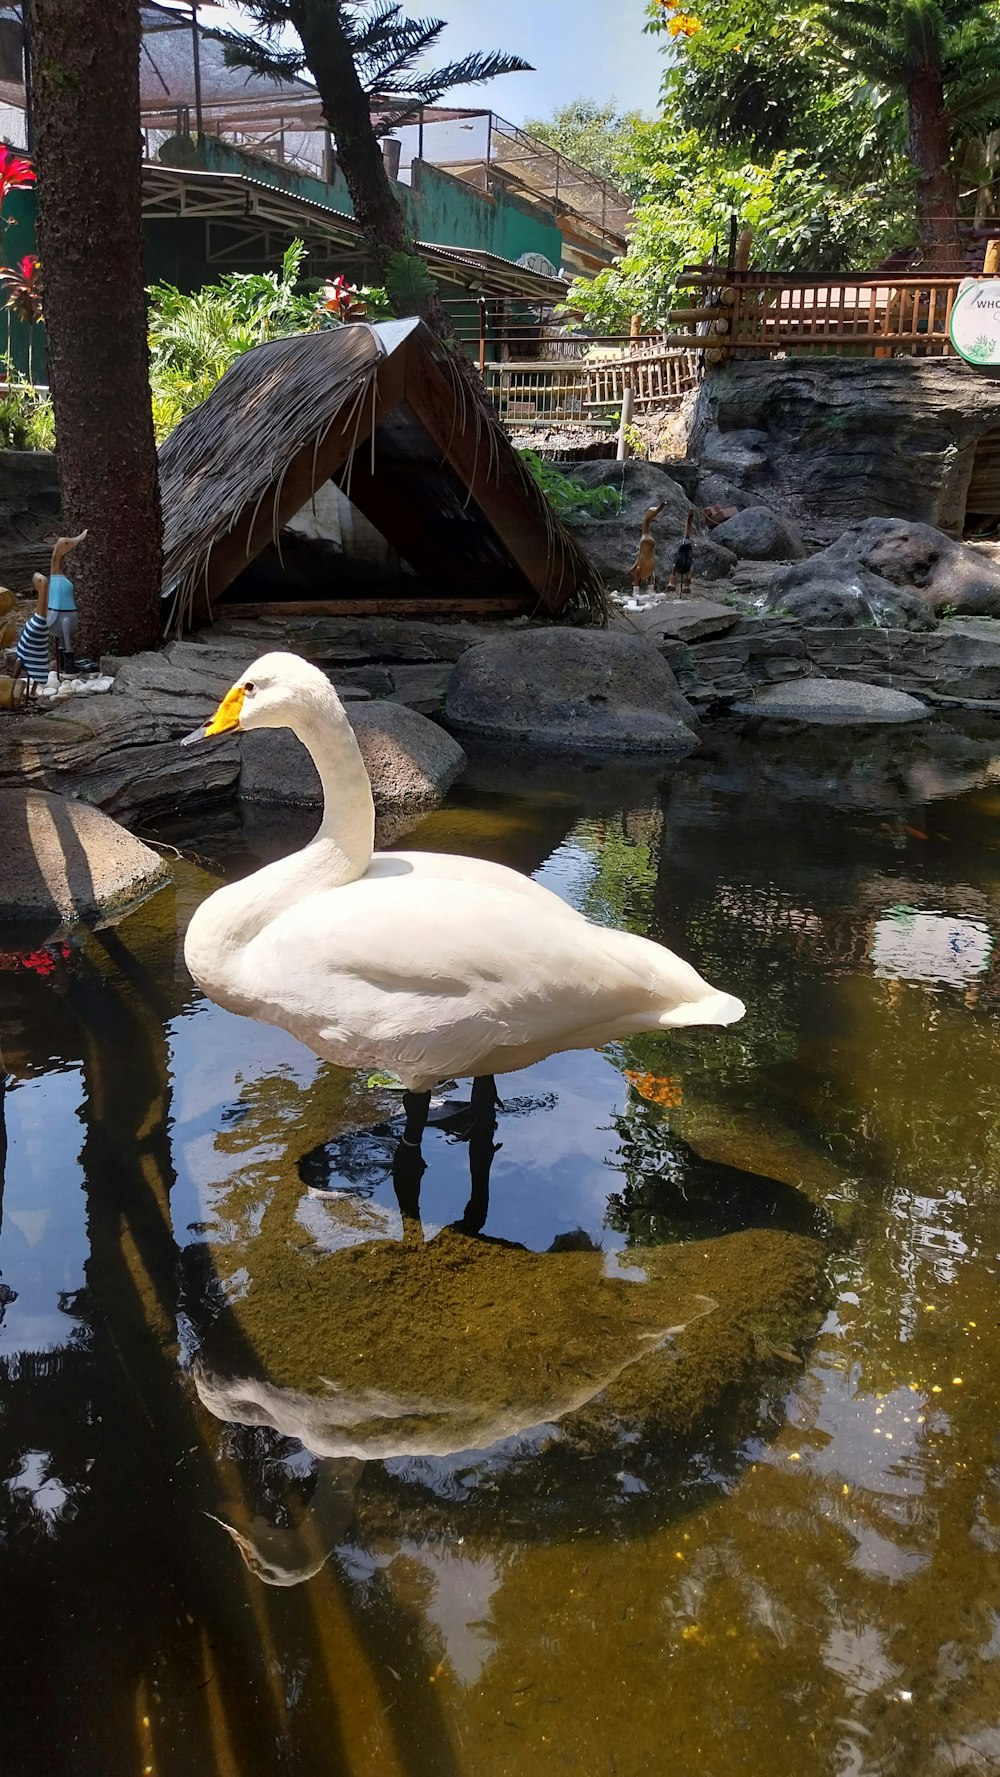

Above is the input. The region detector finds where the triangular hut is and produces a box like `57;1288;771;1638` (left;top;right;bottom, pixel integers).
158;318;605;632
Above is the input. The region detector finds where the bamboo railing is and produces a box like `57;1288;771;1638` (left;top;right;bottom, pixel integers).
659;272;971;359
482;349;700;426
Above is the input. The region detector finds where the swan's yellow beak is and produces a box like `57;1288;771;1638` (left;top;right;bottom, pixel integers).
181;684;245;747
205;684;246;736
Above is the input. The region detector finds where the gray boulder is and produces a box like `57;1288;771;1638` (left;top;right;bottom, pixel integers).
824;518;1000;616
711;507;806;561
559;460;734;586
2;788;167;921
695;470;762;514
761;561;935;631
445;628;699;753
699;428;769;485
239;701;467;814
733;678;929;724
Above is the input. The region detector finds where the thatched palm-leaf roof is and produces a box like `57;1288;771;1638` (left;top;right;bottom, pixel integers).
157;318;606;631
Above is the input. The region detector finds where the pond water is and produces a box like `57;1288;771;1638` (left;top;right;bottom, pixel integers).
5;726;1000;1776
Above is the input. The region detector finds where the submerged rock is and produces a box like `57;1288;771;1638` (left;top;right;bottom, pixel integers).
1;787;167;922
195;1223;826;1462
445;628;700;753
733;677;930;724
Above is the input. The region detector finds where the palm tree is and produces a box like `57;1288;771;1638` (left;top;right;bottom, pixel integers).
26;0;162;656
213;1;531;334
818;0;1000;266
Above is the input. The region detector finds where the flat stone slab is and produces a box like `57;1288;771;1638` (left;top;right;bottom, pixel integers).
733;678;930;724
625;598;741;644
1;788;167;922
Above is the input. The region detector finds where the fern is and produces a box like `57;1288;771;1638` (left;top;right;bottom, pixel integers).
520;451;624;520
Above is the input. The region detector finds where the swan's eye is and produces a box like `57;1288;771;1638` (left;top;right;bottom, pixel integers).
244;681;255;694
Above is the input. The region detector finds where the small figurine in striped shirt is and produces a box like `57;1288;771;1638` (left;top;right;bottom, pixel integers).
14;571;51;698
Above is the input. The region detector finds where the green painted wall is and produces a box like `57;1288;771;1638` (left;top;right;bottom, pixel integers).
0;184;45;383
0;137;563;380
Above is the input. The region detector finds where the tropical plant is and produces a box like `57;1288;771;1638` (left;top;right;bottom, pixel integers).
0;253;43;382
28;0;162;656
520;451;624;520
814;0;1000;265
0;384;54;451
147;240;321;440
210;2;531;342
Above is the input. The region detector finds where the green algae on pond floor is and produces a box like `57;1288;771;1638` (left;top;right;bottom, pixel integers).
196;1224;827;1461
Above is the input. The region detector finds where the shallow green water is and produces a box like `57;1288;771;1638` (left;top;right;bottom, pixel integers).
5;727;1000;1776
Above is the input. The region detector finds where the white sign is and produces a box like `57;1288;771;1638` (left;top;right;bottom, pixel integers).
950;280;1000;365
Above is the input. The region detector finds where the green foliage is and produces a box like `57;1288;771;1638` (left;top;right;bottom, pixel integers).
383;250;435;317
520;451;624;520
568;127;907;330
147;240;323;441
0;382;55;450
210;2;531;135
522;98;647;191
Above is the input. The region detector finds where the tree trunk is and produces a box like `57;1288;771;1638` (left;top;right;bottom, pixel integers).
27;0;162;657
908;70;961;270
288;0;458;346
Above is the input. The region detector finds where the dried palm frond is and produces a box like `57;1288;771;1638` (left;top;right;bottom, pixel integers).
158;320;606;635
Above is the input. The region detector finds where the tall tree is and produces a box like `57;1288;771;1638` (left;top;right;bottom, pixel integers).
27;0;162;656
522;98;644;191
214;2;530;334
816;0;1000;267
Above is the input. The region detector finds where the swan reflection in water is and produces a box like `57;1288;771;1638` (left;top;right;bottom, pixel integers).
192;1082;830;1586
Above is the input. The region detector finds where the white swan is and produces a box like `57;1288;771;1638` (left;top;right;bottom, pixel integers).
183;652;744;1091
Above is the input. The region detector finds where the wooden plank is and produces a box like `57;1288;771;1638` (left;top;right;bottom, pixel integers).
220;598;534;619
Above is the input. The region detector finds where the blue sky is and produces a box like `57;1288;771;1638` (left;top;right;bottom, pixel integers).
413;0;664;122
212;0;664;123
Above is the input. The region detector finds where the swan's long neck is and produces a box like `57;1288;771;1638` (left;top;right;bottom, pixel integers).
295;694;375;879
185;686;375;987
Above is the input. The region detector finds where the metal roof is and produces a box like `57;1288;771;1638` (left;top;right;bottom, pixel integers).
141;162;568;300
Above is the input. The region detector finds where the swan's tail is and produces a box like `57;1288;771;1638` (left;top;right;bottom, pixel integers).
658;986;745;1028
591;925;745;1031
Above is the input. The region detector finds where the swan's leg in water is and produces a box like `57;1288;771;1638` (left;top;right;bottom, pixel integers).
392;1094;430;1237
455;1081;501;1235
401;1090;431;1147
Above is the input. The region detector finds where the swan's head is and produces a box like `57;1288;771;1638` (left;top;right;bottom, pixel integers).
183;651;336;744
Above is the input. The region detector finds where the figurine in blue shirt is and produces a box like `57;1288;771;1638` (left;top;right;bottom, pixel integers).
35;530;87;676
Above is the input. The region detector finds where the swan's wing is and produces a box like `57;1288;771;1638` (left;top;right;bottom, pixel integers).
371;850;584;919
250;876;737;1080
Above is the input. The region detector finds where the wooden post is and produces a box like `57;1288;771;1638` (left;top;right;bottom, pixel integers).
616;385;634;460
984;239;1000;275
630;313;642;339
478;296;487;374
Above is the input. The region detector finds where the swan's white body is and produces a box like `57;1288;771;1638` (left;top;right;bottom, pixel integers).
183;653;744;1088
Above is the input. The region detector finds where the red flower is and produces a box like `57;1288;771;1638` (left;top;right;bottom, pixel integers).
0;144;35;201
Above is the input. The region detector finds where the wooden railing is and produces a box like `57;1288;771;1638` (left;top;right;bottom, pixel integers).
483;348;700;426
660;272;971;359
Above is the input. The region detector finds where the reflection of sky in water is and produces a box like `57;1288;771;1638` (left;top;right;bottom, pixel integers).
870;909;993;985
0;1068;88;1358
